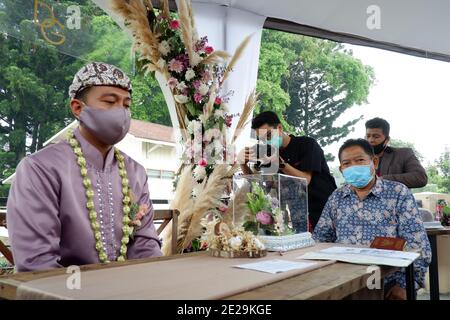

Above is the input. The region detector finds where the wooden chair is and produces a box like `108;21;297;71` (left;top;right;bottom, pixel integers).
153;209;179;256
0;208;179;264
0;209;14;265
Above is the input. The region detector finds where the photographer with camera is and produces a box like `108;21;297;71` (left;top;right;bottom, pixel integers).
238;111;337;229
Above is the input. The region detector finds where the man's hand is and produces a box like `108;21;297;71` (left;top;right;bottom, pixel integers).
385;285;407;300
237;147;256;165
237;147;256;175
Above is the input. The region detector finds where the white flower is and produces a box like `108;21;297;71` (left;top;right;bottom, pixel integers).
174;94;189;104
275;213;285;234
187;120;201;135
192;183;203;198
156;58;165;70
229;236;242;251
253;238;265;250
193;165;207;180
185;68;196;81
204;129;221;142
198;83;209;96
214;109;224;118
158;40;171;56
213;138;224;151
190;52;202;67
177;81;188;91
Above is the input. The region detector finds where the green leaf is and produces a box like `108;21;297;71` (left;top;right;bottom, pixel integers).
242;221;258;235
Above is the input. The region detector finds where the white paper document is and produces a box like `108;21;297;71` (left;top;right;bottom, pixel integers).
298;246;420;267
233;259;317;274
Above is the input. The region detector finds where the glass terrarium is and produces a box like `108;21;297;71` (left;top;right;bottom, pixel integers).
232;173;315;251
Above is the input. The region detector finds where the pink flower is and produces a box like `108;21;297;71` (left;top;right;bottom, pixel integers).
194;92;203;103
225;115;233;127
169;20;180;30
215;97;222;105
205;46;214;54
168;77;179;89
192;80;201;90
168;58;184;73
137;204;149;219
256;211;273;225
218;206;228;213
201;70;212;82
198;158;208;167
130;204;149;226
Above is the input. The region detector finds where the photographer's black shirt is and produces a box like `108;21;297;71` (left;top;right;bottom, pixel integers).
280;135;337;229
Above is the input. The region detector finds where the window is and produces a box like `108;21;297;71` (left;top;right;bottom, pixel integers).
161;171;174;180
147;169;175;180
147;169;161;179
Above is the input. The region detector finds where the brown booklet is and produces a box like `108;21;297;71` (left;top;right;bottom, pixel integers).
370;236;406;251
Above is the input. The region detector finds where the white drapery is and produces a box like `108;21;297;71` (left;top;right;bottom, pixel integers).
93;0;267;158
188;0;266;152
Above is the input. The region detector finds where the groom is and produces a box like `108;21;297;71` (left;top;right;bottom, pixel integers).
7;62;162;272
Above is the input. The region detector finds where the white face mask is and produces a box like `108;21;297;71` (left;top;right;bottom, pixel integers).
79;104;131;145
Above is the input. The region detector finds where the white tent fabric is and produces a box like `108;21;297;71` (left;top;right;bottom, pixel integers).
95;0;450;61
189;1;265;151
192;0;450;62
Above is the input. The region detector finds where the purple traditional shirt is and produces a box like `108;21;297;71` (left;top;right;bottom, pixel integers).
7;127;162;272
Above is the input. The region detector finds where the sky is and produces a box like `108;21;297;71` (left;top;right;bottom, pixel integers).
323;43;450;168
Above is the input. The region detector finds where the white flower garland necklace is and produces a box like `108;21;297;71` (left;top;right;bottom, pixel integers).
68;130;132;263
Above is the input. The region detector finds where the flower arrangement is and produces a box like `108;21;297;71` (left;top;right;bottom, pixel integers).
113;0;251;168
112;0;258;255
129;203;148;229
201;218;266;258
243;182;294;236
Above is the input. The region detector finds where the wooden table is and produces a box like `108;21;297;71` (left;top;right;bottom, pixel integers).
0;252;398;300
426;226;450;300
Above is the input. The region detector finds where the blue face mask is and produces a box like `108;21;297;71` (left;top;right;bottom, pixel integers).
267;135;283;148
342;165;374;188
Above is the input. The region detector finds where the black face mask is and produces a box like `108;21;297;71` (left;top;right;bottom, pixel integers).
373;138;388;154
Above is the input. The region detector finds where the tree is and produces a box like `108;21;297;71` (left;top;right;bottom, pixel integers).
435;149;450;193
418;149;450;194
283;37;374;146
437;148;450;179
82;14;170;125
0;1;170;197
258;29;375;147
256;33;295;130
389;139;424;162
257;30;375;160
0;0;100;196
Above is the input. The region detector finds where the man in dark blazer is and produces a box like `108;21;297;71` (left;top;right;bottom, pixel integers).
365;117;428;188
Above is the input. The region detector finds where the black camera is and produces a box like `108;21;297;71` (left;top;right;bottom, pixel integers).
250;142;278;171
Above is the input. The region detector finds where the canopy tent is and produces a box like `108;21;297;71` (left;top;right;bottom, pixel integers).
198;0;450;63
94;0;450;62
